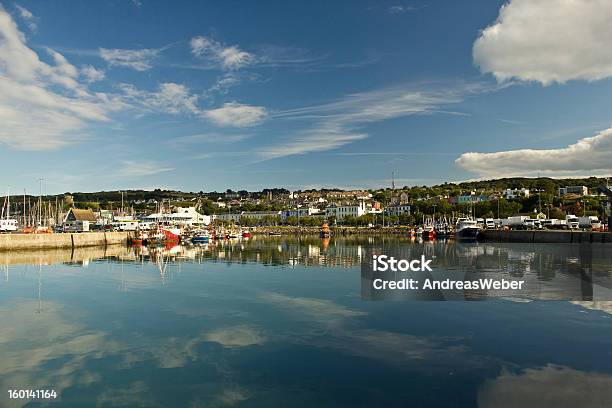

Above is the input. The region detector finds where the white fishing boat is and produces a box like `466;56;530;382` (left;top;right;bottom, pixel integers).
455;218;481;242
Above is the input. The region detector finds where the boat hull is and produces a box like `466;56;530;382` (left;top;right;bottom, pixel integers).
456;228;480;242
162;228;181;242
191;236;209;244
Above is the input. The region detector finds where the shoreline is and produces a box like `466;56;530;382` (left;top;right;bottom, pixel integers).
250;226;611;243
251;226;413;235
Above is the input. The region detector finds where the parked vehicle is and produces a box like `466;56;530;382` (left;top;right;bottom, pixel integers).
565;215;580;229
504;216;529;229
484;218;496;229
523;219;542;230
578;216;601;229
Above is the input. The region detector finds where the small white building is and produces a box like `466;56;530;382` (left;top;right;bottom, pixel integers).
503;188;530;199
281;207;323;220
141;207;210;226
211;213;241;223
326;202;368;220
240;211;282;220
385;204;411;216
63;208;97;232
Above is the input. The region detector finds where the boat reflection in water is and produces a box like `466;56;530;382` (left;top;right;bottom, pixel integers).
1;237;612;407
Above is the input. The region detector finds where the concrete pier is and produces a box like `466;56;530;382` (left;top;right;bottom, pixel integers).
0;232;132;251
479;230;611;244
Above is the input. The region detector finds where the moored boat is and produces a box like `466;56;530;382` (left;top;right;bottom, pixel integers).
320;222;331;238
455;218;481;242
191;235;210;244
161;227;181;242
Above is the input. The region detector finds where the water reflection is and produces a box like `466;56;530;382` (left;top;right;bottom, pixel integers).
1;237;612;407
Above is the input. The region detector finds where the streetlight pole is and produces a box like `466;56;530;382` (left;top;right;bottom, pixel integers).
497;195;500;219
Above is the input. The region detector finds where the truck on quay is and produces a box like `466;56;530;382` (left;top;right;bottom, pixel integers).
502;216;530;229
565;215;580;229
523;218;542;229
541;219;568;230
578;216;601;230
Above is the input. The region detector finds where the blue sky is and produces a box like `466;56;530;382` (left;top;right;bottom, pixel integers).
1;0;612;194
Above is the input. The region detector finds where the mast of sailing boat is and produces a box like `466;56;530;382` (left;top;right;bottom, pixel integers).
38;178;42;228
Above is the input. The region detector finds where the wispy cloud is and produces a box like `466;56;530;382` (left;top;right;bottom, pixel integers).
255;81;485;161
80;65;105;83
455;126;612;178
202;102;267;127
0;6;118;149
169;133;250;149
14;3;36;32
116;82;267;128
387;5;423;14
118;82;199;115
119;160;174;177
190;36;254;70
99;47;163;71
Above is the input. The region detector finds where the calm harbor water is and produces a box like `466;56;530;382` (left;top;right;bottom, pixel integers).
1;237;612;407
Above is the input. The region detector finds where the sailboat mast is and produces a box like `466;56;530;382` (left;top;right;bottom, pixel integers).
38;178;42;227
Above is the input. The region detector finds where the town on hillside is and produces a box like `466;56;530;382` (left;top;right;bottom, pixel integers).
1;177;611;233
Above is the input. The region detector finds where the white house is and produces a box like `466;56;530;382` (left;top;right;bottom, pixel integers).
326;202;368;220
63;208;97;232
141;207;210;226
385;204;411;216
281;207;323;220
503;188;530;199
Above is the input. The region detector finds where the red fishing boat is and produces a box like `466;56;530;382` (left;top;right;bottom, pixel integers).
161;227;181;242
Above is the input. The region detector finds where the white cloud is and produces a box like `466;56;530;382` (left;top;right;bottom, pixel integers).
259;82;479;160
169;133;249;149
257;130;367;161
119;161;174;177
203;102;267;127
478;365;612;408
116;82;267;128
99;47;160;71
15;4;36;32
80;64;105;82
455;126;612;178
473;0;612;85
119;82;199;115
0;7;115;149
190;36;253;70
388;5;420;14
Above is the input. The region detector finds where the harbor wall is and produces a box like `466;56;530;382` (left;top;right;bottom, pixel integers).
0;232;132;251
479;230;611;244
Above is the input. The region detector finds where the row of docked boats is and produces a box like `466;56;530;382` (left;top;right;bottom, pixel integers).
130;226;253;246
407;217;481;242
